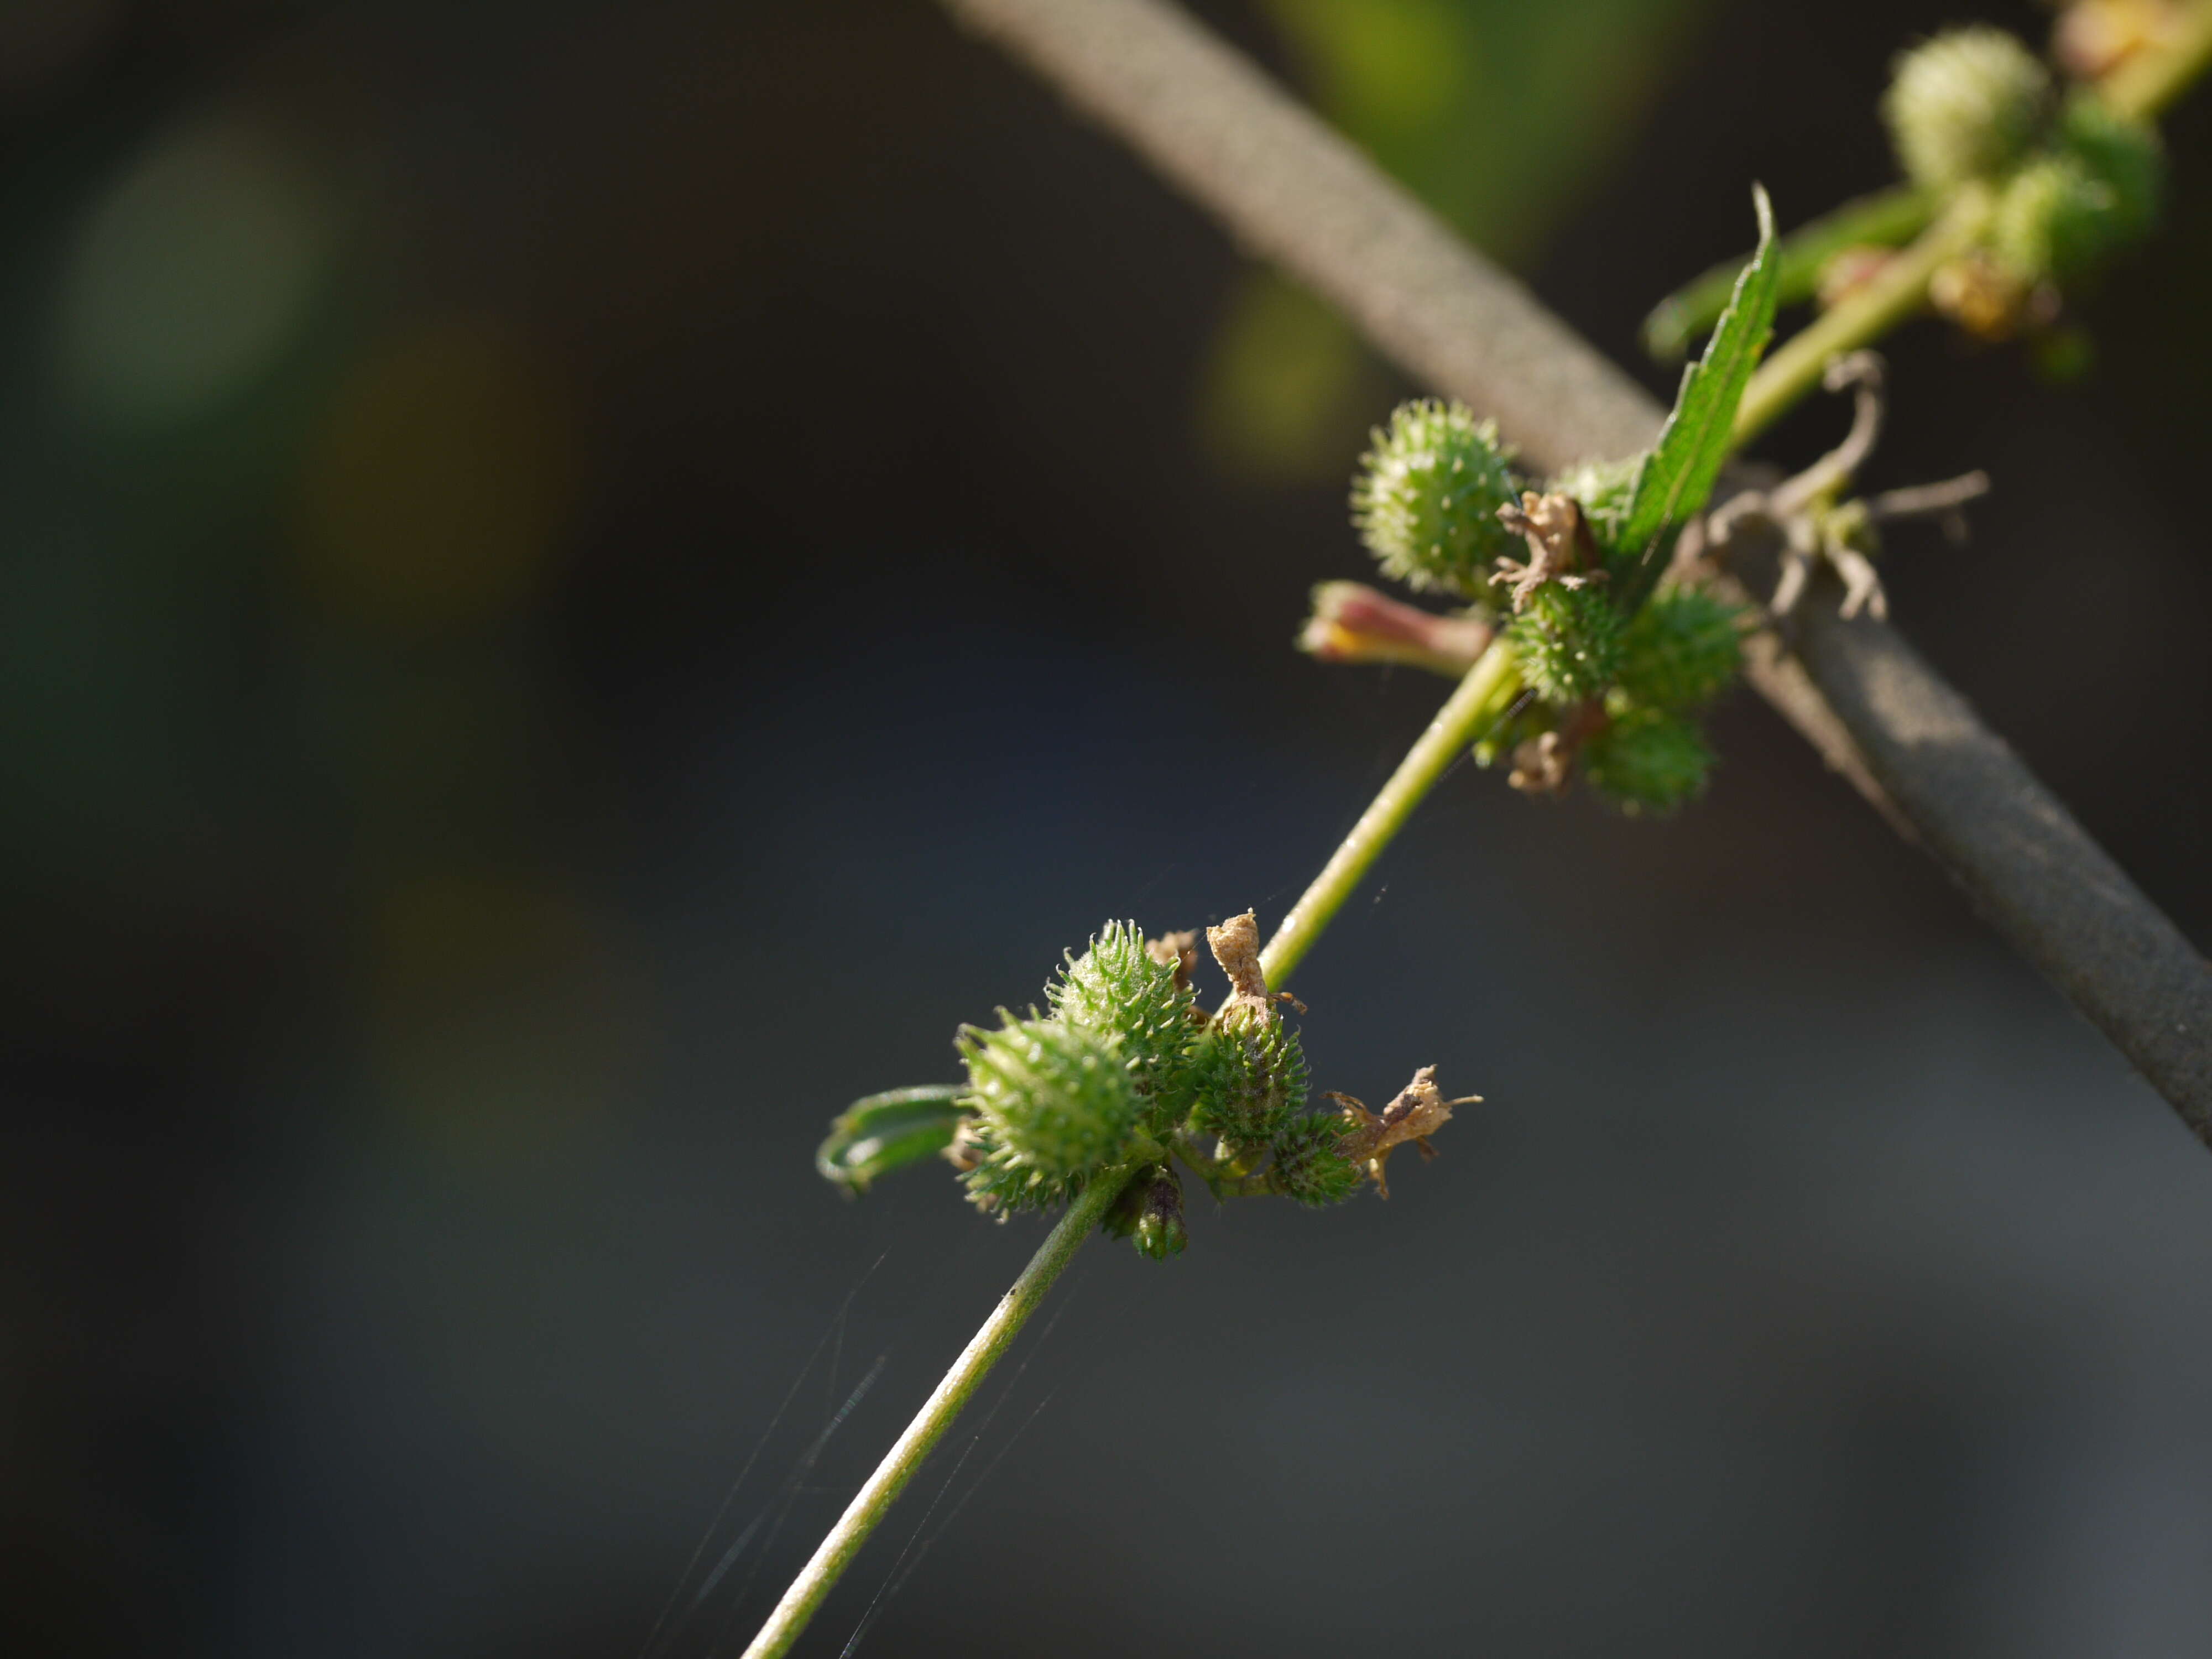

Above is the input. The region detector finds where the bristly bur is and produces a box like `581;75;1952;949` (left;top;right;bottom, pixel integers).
820;914;1475;1255
1326;189;1780;812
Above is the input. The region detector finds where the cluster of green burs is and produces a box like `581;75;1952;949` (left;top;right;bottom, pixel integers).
1886;24;2162;296
818;922;1364;1260
1350;401;1742;812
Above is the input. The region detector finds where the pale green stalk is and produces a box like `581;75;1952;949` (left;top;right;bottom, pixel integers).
1730;185;1994;450
744;639;1522;1655
1259;639;1522;988
740;1166;1134;1659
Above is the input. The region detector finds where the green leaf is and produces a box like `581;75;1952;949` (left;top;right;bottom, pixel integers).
1640;183;1932;362
816;1084;967;1195
1615;186;1780;613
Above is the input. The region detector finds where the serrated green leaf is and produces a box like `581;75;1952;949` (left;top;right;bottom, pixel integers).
1640;182;1932;362
816;1084;967;1195
1616;186;1780;612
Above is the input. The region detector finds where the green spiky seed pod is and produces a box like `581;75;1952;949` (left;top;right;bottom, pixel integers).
1614;586;1743;713
1993;157;2083;281
1267;1113;1364;1208
952;1117;1055;1215
1995;99;2162;283
957;1014;1140;1198
1545;455;1641;559
1507;583;1625;705
1189;1008;1308;1152
1881;27;2049;190
1582;707;1712;813
1048;921;1199;1130
1350;399;1522;601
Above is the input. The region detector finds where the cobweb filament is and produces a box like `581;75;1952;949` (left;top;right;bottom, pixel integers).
638;1255;884;1659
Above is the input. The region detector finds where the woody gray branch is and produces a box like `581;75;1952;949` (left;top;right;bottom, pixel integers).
935;0;2212;1141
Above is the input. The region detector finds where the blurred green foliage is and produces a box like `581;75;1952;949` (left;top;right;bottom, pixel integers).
1197;0;1717;480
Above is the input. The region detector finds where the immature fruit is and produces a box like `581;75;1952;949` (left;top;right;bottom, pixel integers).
957;1014;1140;1184
1614;586;1743;712
1995;98;2162;283
1507;583;1625;705
1582;707;1712;813
1350;399;1521;599
1266;1113;1363;1208
1882;27;2049;190
1048;921;1198;1128
1189;1007;1308;1151
1544;455;1641;557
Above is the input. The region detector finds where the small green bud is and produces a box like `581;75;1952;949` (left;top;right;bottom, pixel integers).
1049;921;1199;1130
1100;1161;1187;1258
1266;1113;1363;1208
1993;157;2079;280
1882;27;2049;190
1543;455;1641;557
1613;586;1743;712
1582;707;1712;813
1134;1166;1188;1259
1350;399;1522;600
957;1014;1140;1187
1994;98;2161;283
1507;583;1625;705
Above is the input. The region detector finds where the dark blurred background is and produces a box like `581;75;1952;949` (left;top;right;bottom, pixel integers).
5;1;2211;1654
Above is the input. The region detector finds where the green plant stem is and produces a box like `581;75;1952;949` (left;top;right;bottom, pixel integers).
2104;0;2212;122
750;635;1522;1657
739;1166;1136;1659
1730;185;1993;449
1259;639;1522;988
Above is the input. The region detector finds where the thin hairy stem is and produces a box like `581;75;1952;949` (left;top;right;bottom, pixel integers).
740;1168;1134;1659
1260;642;1521;988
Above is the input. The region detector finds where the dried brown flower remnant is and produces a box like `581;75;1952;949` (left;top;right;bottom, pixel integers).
1146;929;1200;994
942;1116;986;1171
1509;731;1574;796
1929;250;2049;341
1507;701;1612;797
1206;910;1306;1017
1328;1065;1480;1198
1492;491;1604;612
